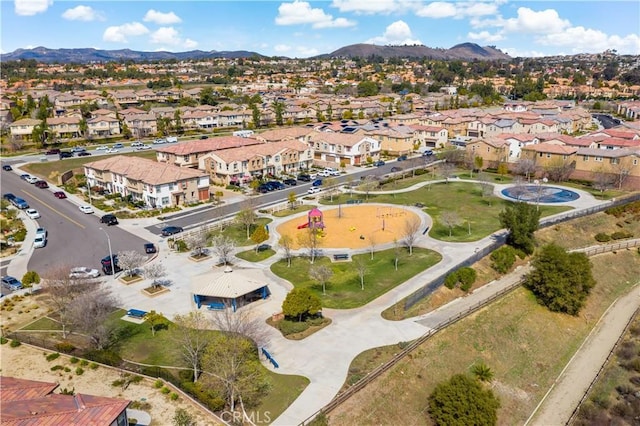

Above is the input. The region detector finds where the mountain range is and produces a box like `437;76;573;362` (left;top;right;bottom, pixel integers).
0;43;510;63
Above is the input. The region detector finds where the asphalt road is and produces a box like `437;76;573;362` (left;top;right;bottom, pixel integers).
146;156;436;234
1;169;148;277
592;113;621;129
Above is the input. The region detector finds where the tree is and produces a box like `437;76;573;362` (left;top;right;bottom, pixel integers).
368;233;378;260
69;283;120;349
279;235;293;267
297;228;320;264
440;211;462;237
544;158;574;182
43;265;91;338
172;311;211;382
323;176;338;201
287;191;297;210
251;103;261;129
524;243;596;315
474;155;484;173
117;250;146;277
185;230;208;257
236;206;257;240
173;408;196;426
393;238;402;271
439;161;456;182
145;310;167;337
211;235;235;266
471;362;494;382
428;374;500;426
21;270;40;287
497;162;509;177
250;226;269;252
353;257;368;290
402;217;421;255
499;202;541;255
309;264;333;295
359;175;379;200
514;159;537;182
282;287;322;321
273;100;285;126
143;263;167;288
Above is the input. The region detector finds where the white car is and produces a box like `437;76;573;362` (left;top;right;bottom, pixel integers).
25;208;40;219
95;145;108;151
26;176;39;184
35;227;47;238
131;141;143;147
69;267;100;279
136;144;152;150
33;235;46;248
106;148;119;153
79;205;94;214
307;187;322;195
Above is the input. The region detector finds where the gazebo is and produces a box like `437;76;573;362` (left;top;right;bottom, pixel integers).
192;266;270;312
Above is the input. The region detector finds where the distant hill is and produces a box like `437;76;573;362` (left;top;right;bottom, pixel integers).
0;47;265;63
317;42;511;61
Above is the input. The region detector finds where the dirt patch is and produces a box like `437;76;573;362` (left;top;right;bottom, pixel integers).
276;205;421;250
1;343;221;425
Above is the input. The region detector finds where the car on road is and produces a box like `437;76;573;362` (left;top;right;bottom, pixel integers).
312;179;323;187
136;144;152;150
11;197;29;209
34;180;49;188
79;205;94;214
95;145;108;151
131;141;144;148
297;173;311;182
144;243;157;254
53;191;67;199
33;234;47;248
1;276;23;291
106;148;119;153
2;164;12;171
77;152;92;157
161;226;184;236
153;138;166;144
69;266;101;279
307;187;322;195
71;146;86;153
100;255;121;275
25;208;40;219
26;176;39;184
283;178;297;186
100;214;118;225
373;160;385;167
3;193;16;202
113;143;124;149
36;227;47;238
390;166;403;172
200;135;208;139
324;167;340;176
59;152;73;159
166;136;178;143
45;149;61;155
20;174;30;180
397;155;408;161
422;149;434;157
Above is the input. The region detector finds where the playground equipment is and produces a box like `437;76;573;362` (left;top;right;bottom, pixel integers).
301;207;325;230
297;222;310;229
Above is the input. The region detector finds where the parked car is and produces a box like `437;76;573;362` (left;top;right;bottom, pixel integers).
53;191;67;199
268;181;285;190
113;143;124;149
100;214;118;226
34;180;49;188
2;164;12;171
45;149;61;155
95;145;108;151
69;266;100;279
312;179;323;187
200;135;209;139
373;160;385;167
36;227;47;239
71;146;86;153
26;176;39;184
144;243;157;254
106;148;119;153
422;149;434;157
1;276;23;291
297;173;311;182
397;155;408;161
161;226;184;236
3;193;16;202
33;234;47;248
257;184;271;193
307;187;322;195
100;255;121;275
79;205;94;214
77;152;92;157
20;174;30;180
25;208;40;219
283;178;297;186
136;144;152;150
165;136;178;143
11;197;29;209
59;152;73;159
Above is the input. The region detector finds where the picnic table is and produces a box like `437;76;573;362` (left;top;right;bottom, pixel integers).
127;309;147;319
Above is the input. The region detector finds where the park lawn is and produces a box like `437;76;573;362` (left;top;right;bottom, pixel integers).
270;248;442;309
21;316;63;331
235;248;276;262
209;217;272;247
252;371;310;425
272;205;315;217
23;150;158;180
329;250;640;426
322;182;571;242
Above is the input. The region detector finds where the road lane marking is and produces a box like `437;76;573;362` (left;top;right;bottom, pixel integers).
21;189;86;229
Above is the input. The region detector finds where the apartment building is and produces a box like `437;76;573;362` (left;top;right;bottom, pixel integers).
307;129;381;166
156;136;263;168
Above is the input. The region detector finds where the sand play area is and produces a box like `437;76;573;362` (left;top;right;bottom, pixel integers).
276;205;423;250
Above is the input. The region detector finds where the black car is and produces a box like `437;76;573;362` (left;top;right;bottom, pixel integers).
100;254;121;275
100;214;118;226
283;178;297;186
397;155;408;161
297;173;311;182
3;193;16;202
77;152;92;157
257;184;271;193
144;243;157;254
373;160;385;167
390;166;403;172
268;181;285;190
2;164;12;171
161;226;184;236
59;152;73;159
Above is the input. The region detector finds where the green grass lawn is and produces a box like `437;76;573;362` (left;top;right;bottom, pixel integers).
272;205;315;217
270;248;442;309
236;248;276;262
209;217;272;247
252;372;310;424
322;182;570;242
21;316;63;331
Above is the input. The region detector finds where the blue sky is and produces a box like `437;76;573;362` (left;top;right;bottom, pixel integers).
1;1;639;58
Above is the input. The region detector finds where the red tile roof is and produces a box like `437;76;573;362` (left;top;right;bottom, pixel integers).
156;136;262;156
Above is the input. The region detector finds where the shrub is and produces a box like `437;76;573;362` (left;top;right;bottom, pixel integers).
611;231;633;240
444;273;458;289
55;341;75;353
46;352;61;362
50;365;64;371
154;379;164;389
490;246;516;274
69;357;79;364
594;232;611;242
174;240;188;252
458;267;477;291
170;392;179;401
0;336;7;344
82;350;122;366
12;228;27;242
277;319;309;336
21;271;40;287
9;339;21;347
75;367;84;375
161;386;171;394
64;367;71;372
86;361;95;368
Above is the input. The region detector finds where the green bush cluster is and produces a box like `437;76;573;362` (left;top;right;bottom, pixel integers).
9;339;21;347
21;271;40;287
180;381;226;412
595;232;611;242
444;267;477;292
595;230;634;242
70;357;79;364
83;349;122;366
45;352;61;362
75;367;84;375
55;341;75;353
13;228;27;242
50;365;64;371
490;246;517;274
277;319;310;336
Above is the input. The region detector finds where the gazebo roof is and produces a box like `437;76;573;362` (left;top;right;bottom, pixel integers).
192;266;266;299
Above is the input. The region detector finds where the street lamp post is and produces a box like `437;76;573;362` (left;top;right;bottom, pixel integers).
99;227;115;276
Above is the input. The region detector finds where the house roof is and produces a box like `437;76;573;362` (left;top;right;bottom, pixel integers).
577;147;640;158
308;129;371;147
156;136;263;156
84;156;207;185
522;143;578;155
1;376;130;425
192;267;266;299
254;127;312;142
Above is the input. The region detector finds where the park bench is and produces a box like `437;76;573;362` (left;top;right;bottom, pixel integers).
333;253;349;261
207;302;226;310
127;309;147;319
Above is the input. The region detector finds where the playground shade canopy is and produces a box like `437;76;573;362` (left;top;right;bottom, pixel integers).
192;266;269;311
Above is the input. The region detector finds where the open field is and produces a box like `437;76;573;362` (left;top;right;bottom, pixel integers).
329;250;640;425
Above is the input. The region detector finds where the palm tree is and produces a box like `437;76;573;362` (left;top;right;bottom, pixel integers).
471;362;494;382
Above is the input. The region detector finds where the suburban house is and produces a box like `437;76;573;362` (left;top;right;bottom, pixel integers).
307;129;381;166
253;127;313;143
9;118;41;139
200;139;314;185
410;125;448;149
87;116;120;137
122;112;157;138
84;156;210;208
573;147;640;189
467;137;510;168
1;376;130;425
520;143;579;179
156;136;263;168
47;116;82;139
368;125;415;156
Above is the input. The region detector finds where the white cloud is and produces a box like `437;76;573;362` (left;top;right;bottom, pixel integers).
330;0;401;14
296;46;319;56
502;47;547;58
62;5;104;22
275;1;355;29
102;22;149;43
274;44;292;53
143;9;182;25
468;30;504;43
14;0;52;16
415;1;499;19
503;7;570;34
415;2;456;18
366;20;422;45
538;27;640;55
150;27;198;49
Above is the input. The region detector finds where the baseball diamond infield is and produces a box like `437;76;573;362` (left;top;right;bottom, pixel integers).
275;204;423;250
